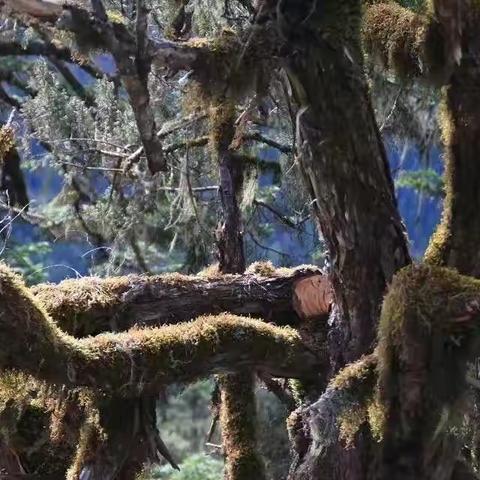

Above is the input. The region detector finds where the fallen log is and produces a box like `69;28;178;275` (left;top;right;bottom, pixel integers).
32;263;332;336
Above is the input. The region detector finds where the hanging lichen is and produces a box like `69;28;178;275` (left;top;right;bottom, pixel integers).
0;126;15;163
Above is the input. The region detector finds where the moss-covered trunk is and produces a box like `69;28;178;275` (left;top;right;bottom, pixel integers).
425;10;480;277
211;103;266;480
282;1;410;479
393;9;480;479
78;397;166;480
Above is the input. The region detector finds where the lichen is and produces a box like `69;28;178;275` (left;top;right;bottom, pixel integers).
0;126;15;161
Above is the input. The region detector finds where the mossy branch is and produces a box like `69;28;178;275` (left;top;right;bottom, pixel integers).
0;264;322;395
31;264;327;336
362;1;461;84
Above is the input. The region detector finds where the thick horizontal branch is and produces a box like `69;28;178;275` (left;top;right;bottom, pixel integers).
362;1;461;85
0;264;323;394
31;264;331;336
0;0;62;20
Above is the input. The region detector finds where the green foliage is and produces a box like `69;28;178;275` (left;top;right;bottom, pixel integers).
158;381;215;460
396;169;444;198
2;241;52;285
146;454;223;480
398;0;425;11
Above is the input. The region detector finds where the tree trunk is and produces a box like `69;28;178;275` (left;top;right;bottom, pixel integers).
79;397;171;480
425;9;480;277
211;102;266;480
281;1;411;479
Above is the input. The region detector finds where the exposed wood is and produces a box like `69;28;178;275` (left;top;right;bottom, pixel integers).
293;274;332;320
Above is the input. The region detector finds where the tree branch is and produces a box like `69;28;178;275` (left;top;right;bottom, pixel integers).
31;264;329;336
0;264;323;394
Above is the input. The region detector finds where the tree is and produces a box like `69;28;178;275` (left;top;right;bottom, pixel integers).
0;1;477;480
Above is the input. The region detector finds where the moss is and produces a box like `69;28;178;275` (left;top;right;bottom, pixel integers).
424;94;457;268
246;261;277;277
320;354;379;443
209;102;236;155
0;370;101;478
219;372;266;480
32;276;130;335
329;353;377;392
367;392;386;442
288;379;308;406
338;403;368;447
362;2;446;81
66;411;103;480
377;264;480;441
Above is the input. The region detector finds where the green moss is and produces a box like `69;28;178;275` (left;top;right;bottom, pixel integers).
329;353;377;392
324;354;379;444
0;263;319;395
377;264;480;440
219;372;266;480
362;2;446;81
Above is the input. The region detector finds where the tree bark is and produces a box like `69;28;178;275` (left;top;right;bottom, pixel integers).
280;1;411;479
0;265;323;392
78;397;174;480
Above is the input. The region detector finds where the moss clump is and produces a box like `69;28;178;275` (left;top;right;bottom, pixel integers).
424;96;454;267
324;354;379;445
32;276;130;335
338;403;368;447
329;353;377;392
0;263;321;395
0;369;102;479
362;2;446;81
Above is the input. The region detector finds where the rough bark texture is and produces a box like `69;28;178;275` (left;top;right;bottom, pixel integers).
280;1;410;479
1;147;29;209
78;397;173;480
213;104;246;274
31;265;327;336
286;0;411;370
